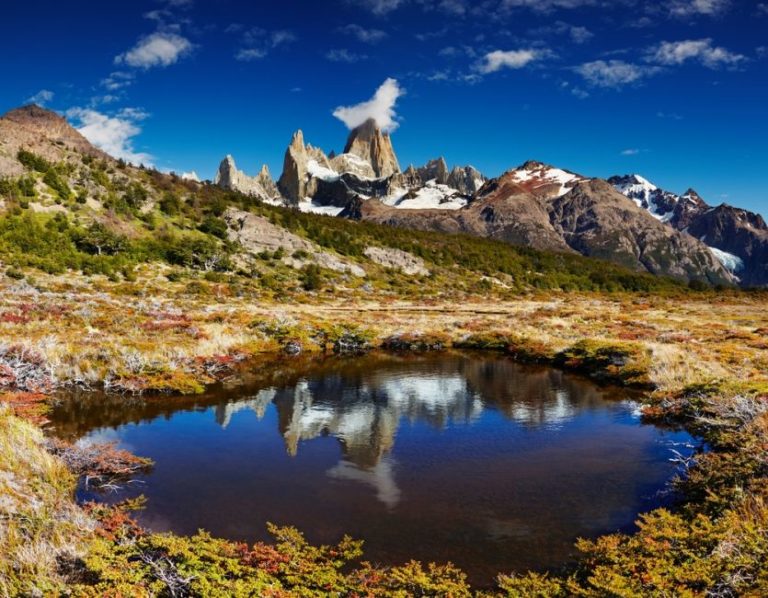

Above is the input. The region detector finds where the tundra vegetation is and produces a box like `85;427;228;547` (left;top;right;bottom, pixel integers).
0;151;766;596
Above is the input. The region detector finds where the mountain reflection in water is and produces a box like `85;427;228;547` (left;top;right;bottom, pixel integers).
48;352;693;586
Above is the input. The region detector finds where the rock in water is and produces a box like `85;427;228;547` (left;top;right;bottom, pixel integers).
343;118;400;178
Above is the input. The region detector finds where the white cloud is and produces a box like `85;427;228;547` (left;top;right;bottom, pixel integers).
576;60;660;87
621;148;640;155
669;0;730;17
648;39;745;68
477;49;548;74
115;32;193;69
332;78;404;132
66;107;153;166
338;24;388;43
326;49;369;63
26;90;54;106
353;0;404;15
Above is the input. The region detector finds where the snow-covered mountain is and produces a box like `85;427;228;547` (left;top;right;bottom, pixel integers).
208;117;761;287
506;161;588;199
610;174;767;285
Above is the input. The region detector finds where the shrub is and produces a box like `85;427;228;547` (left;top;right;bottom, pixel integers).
17;149;51;172
43;169;72;200
300;263;323;291
197;215;228;239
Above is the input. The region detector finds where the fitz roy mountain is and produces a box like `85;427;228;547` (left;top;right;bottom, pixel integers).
213;117;765;288
0;104;762;288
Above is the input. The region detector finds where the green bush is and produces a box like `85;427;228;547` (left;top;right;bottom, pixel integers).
17;149;51;173
43;169;72;200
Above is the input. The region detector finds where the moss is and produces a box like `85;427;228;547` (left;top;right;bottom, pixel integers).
555;339;653;387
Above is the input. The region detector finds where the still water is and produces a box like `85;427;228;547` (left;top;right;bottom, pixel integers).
49;352;694;585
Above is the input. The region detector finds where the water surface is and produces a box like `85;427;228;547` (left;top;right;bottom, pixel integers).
49;352;693;585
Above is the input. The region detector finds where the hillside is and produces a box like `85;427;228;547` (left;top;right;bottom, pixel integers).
0;104;695;297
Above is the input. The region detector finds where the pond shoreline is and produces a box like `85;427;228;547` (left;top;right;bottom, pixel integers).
2;295;767;595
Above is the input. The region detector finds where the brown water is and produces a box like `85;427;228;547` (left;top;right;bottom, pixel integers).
48;352;694;586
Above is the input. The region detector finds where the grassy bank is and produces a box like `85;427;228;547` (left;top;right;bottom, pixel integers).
0;272;767;595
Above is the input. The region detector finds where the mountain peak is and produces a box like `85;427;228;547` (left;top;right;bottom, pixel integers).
343;119;400;178
0;103;106;171
681;188;705;203
3;104;63;125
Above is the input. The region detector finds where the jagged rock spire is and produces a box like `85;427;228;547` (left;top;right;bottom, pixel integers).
343;118;400;178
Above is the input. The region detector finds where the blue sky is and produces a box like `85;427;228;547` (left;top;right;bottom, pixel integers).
2;0;767;215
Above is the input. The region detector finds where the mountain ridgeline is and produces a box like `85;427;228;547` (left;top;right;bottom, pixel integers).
211;118;765;288
0;104;763;290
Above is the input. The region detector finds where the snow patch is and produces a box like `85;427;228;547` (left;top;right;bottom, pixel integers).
298;199;345;216
383;180;468;210
709;246;745;274
510;165;586;197
306;159;340;182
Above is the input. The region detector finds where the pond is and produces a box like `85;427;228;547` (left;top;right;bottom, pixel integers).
48;352;695;586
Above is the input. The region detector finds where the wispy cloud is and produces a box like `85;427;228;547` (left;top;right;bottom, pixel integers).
353;0;404;15
669;0;730;17
576;60;661;88
235;28;296;61
325;49;369;63
647;39;745;69
235;48;267;61
115;32;194;69
476;49;550;74
620;148;640;156
500;0;597;12
66;107;152;165
332;77;404;132
26;90;54;107
100;71;135;91
530;21;593;44
338;24;388;43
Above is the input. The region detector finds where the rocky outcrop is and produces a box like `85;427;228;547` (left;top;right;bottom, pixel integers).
277;130;334;203
222;208;365;277
412;158;485;195
277;130;309;203
416;158;449;184
343;118;400;178
670;189;708;230
363;246;429;276
214;155;277;200
447;165;486;195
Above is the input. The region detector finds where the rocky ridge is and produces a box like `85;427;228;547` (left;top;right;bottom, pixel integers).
214;155;278;202
611;174;768;286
